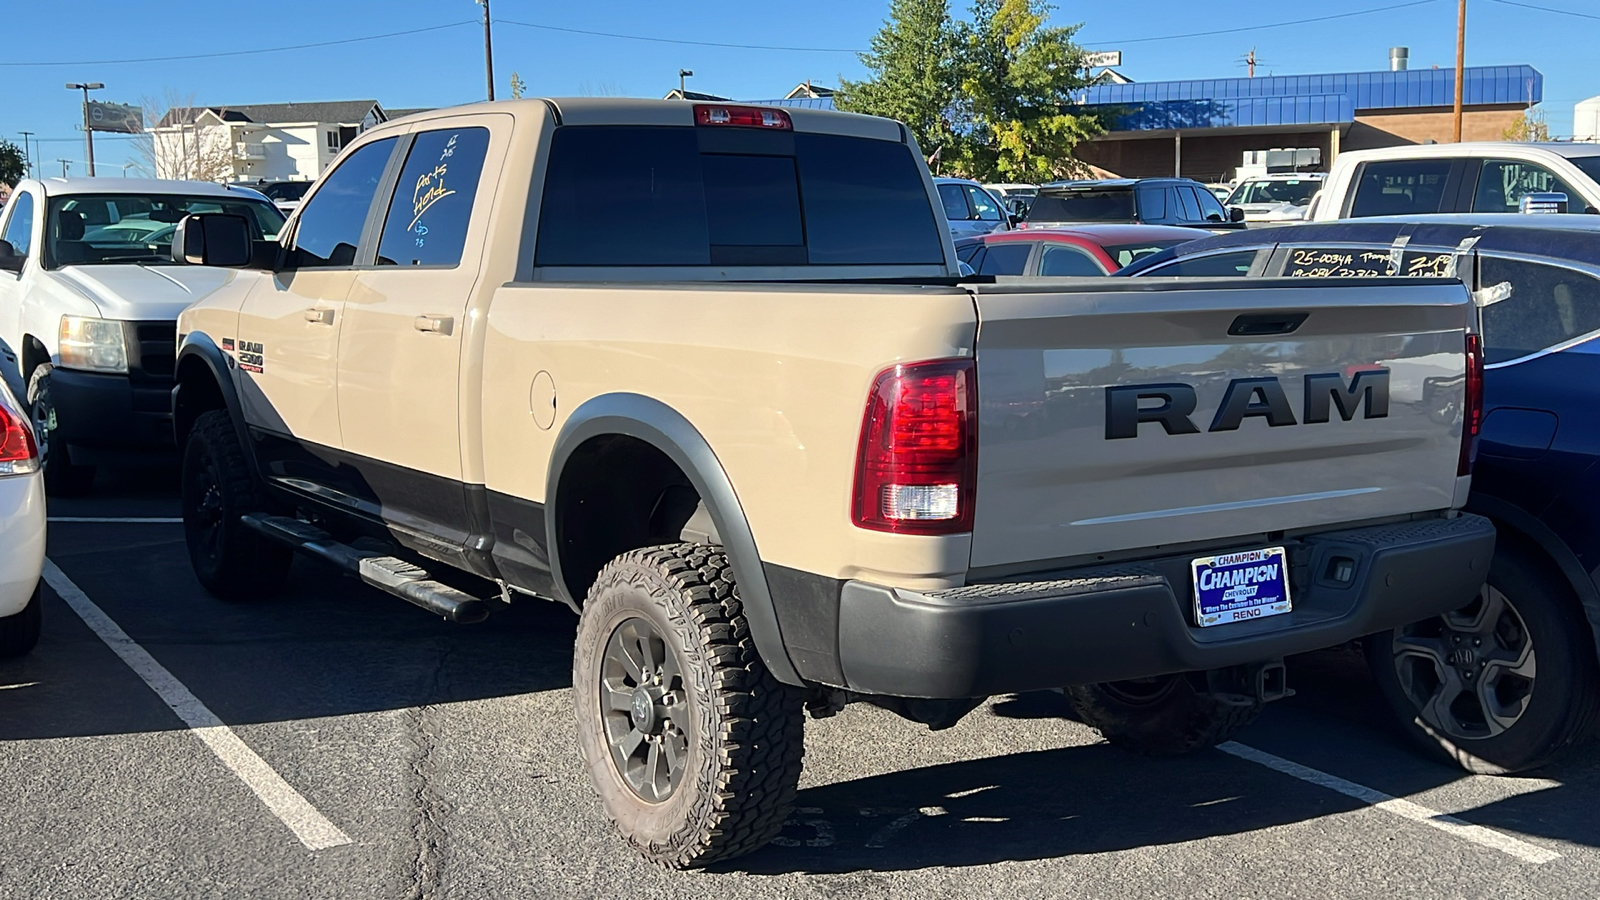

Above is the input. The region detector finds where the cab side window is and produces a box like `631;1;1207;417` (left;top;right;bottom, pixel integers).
1195;187;1228;222
376;128;490;267
965;185;1004;222
1349;160;1451;217
1143;250;1260;277
289;137;398;268
937;184;971;220
1479;255;1600;363
1175;186;1201;223
1136;186;1167;221
1038;244;1105;276
1;192;34;258
1472;160;1581;214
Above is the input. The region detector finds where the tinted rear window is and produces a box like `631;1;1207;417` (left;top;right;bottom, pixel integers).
535;125;943;267
1349;160;1452;217
1026;189;1135;223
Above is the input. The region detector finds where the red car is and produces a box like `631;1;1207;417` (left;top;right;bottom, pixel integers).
954;224;1203;276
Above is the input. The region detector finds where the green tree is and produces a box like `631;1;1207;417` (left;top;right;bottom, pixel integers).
954;0;1102;182
836;0;963;170
1502;108;1551;142
0;140;24;185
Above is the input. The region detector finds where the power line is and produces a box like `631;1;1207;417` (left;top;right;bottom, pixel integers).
1082;0;1442;46
494;18;859;53
1486;0;1600;20
0;21;476;67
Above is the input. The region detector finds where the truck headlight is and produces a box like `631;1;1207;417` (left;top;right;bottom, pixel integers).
58;316;128;374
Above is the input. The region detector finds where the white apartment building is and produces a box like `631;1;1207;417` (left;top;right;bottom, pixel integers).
150;100;419;183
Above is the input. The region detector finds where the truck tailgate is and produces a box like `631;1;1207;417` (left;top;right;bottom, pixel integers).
968;278;1473;571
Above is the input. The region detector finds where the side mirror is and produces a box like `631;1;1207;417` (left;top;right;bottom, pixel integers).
1519;192;1569;215
0;240;21;273
1007;213;1022;228
172;214;253;267
1230;206;1246;223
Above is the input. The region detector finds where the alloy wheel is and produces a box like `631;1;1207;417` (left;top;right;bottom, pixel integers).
1391;586;1537;740
600;616;691;803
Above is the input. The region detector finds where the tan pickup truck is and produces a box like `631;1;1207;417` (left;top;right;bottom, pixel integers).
169;98;1495;867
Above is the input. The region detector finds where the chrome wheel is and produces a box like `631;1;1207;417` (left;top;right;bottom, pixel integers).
1391;586;1537;740
600;616;691;803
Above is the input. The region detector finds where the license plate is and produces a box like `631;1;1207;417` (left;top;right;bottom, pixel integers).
1191;547;1292;627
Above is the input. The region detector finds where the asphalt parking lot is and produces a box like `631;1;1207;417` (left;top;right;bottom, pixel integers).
4;468;1600;899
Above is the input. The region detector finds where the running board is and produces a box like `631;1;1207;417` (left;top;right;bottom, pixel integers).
240;514;490;624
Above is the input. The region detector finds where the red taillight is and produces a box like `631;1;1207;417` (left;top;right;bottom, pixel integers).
0;401;38;476
1459;332;1484;476
852;359;977;534
693;104;792;130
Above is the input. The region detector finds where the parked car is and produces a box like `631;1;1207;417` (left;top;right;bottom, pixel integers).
954;224;1203;276
1225;173;1326;225
1023;178;1246;231
0;373;43;659
1122;214;1600;773
1204;182;1234;203
256;180;312;214
166;97;1490;867
1306;142;1600;222
983;182;1039;216
0;178;286;494
934;176;1015;239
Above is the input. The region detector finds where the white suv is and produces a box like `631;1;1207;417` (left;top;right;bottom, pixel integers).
1309;142;1600;221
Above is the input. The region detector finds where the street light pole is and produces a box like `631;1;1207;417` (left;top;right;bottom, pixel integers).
678;69;693;98
1452;0;1466;143
65;82;104;176
477;0;495;101
57;159;70;178
18;132;33;179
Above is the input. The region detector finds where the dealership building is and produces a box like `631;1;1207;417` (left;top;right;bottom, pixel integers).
1074;57;1543;182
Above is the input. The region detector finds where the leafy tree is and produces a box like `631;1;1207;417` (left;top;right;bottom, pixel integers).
1502;109;1551;142
0;140;24;185
954;0;1102;182
836;0;963;170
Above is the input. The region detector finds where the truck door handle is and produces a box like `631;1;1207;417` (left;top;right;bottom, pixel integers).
303;307;335;325
1228;312;1308;336
414;314;454;335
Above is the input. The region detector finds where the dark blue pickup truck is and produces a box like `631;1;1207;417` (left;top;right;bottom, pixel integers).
1123;215;1600;773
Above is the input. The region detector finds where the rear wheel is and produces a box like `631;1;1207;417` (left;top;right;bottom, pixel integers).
27;365;95;496
182;410;291;600
573;543;805;868
0;586;42;659
1066;672;1263;756
1367;545;1600;774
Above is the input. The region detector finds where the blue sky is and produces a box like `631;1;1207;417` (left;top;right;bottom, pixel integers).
4;0;1596;177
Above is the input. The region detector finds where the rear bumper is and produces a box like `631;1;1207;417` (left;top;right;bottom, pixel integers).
51;367;175;465
835;514;1495;698
0;472;45;617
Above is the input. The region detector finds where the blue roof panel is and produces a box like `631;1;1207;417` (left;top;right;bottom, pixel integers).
1078;64;1541;112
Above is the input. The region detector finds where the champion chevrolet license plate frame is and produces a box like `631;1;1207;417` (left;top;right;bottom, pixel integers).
1190;546;1292;627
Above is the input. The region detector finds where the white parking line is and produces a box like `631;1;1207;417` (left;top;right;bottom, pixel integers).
41;559;352;851
1219;741;1559;864
48;517;183;524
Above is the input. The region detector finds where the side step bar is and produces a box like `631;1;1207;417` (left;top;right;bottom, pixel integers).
241;514;490;624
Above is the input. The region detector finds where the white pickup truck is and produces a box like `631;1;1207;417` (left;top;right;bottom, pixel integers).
0;178;285;493
165;98;1494;867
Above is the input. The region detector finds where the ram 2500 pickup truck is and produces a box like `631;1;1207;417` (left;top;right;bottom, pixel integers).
167;98;1494;867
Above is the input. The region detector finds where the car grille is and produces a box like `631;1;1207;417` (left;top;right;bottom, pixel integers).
128;321;176;382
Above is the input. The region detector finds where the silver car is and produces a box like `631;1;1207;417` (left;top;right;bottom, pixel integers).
934;177;1015;240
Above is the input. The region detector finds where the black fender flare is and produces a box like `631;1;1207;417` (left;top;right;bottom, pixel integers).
546;393;803;686
172;333;255;468
1468;494;1600;665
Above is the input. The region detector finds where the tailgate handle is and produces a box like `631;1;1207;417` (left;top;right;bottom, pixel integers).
1228;312;1308;336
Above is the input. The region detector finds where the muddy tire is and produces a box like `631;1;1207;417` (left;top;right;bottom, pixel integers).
1066;673;1263;756
28;365;95;496
573;543;805;868
0;586;42;659
1367;545;1600;774
181;410;291;600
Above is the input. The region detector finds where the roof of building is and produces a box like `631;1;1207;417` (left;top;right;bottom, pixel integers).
1085;65;1542;133
785;83;836;99
157;100;384;128
385;107;433;120
661;89;733;102
752;96;837;110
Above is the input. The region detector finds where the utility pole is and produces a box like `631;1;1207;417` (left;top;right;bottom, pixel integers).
18;132;33;179
65;82;104;176
1452;0;1466;143
678;69;694;98
57;159;71;178
476;0;495;101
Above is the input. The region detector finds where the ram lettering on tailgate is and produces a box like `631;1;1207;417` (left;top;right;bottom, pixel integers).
1105;369;1390;439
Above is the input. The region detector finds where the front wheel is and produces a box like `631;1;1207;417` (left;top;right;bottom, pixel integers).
1066;672;1263;756
182;410;291;600
27;365;95;496
1366;545;1600;774
573;543;805;868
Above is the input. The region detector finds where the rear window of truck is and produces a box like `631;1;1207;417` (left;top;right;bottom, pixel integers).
534;125;945;267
